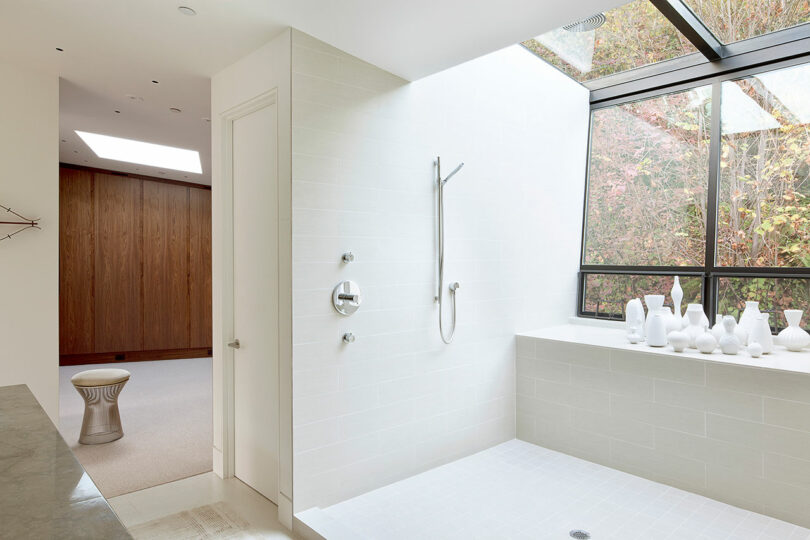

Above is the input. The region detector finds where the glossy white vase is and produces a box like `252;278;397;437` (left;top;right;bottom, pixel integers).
684;304;705;348
646;310;667;347
663;307;681;333
748;313;774;354
671;276;684;329
738;301;760;346
644;295;664;339
625;298;645;341
778;310;810;352
719;315;741;355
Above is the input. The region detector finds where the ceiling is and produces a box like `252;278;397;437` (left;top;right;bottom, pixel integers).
0;0;622;185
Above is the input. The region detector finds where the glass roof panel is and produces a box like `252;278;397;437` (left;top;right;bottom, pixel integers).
522;0;697;83
681;0;810;44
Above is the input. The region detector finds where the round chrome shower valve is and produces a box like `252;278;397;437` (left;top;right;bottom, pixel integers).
333;280;362;316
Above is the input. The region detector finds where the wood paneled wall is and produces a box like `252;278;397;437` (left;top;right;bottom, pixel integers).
59;165;212;365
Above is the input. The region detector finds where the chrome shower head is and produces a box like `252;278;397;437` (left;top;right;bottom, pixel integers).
441;162;464;185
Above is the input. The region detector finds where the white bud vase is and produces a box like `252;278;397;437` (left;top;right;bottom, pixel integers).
671;276;684;329
696;330;717;354
719;315;741;355
738;301;760;346
778;310;810;352
625;298;645;341
749;313;773;354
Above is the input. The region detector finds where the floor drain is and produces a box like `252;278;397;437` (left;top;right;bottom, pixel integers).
570;531;591;539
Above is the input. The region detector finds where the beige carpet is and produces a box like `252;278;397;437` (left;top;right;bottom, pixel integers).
129;502;251;539
59;357;213;498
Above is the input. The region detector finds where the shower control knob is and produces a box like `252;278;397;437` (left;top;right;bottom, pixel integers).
341;252;355;263
450;282;460;292
342;333;356;344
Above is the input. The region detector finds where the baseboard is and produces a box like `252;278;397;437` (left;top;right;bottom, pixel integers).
59;347;213;366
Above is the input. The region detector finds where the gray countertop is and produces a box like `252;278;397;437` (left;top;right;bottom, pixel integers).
0;384;130;539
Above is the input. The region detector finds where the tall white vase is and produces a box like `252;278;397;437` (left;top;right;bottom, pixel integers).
778;310;810;352
748;313;774;354
738;301;761;346
671;276;684;329
719;315;741;355
644;295;664;339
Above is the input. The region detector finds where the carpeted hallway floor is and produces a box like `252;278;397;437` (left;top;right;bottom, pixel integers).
59;357;213;498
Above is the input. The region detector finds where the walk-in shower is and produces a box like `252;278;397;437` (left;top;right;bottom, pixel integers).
435;156;463;344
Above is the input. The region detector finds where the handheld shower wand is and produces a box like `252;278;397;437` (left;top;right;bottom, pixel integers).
436;156;464;344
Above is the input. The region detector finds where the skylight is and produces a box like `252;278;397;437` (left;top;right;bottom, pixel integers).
681;0;810;44
75;131;202;174
522;0;697;83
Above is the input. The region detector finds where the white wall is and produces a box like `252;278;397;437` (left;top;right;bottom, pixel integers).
0;61;59;421
290;30;589;511
210;29;293;523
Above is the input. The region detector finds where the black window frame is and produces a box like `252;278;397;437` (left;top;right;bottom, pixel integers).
577;51;810;325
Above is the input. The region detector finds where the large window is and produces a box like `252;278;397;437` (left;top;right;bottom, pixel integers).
579;60;810;331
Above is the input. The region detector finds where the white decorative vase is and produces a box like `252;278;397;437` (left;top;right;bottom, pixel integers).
719;315;741;355
644;295;664;338
738;301;761;345
748;314;773;354
747;341;763;358
663;306;681;334
646;311;668;347
695;330;717;354
625;298;645;341
778;310;810;352
667;330;688;353
684;304;705;348
671;276;684;329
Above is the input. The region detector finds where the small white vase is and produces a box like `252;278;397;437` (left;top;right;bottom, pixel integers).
684;304;705;348
695;331;717;354
747;341;763;358
719;315;741;355
778;310;810;352
668;330;688;352
644;295;665;338
738;301;761;345
671;276;684;329
646;311;668;347
748;314;774;354
626;298;645;340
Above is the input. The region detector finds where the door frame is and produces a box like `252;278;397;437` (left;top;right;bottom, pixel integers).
218;88;283;487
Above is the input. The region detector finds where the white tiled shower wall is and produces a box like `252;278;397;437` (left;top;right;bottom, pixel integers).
516;336;810;528
290;30;590;511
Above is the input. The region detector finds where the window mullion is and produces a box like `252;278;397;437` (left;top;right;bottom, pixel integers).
704;81;723;323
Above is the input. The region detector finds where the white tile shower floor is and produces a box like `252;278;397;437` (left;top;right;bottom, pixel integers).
298;440;810;540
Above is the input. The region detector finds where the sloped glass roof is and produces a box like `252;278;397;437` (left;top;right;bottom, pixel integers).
682;0;810;44
523;0;810;87
522;0;697;83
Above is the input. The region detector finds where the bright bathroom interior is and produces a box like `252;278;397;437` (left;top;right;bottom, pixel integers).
2;0;810;539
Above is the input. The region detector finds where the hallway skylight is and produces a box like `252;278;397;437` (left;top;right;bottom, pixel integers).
75;131;203;174
682;0;810;44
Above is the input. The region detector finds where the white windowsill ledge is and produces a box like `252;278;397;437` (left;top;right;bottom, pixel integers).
518;319;810;375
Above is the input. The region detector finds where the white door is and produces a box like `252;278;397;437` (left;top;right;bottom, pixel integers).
232;102;279;502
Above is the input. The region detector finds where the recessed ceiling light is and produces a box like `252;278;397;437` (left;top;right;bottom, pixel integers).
169;107;182;113
152;80;159;84
126;94;144;103
55;47;64;52
61;139;66;143
202;117;210;123
114;110;121;114
75;130;202;174
178;6;196;16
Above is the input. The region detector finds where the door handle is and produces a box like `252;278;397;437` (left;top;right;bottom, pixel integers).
228;339;241;349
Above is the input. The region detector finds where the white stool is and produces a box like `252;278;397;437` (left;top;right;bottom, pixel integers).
71;368;130;445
